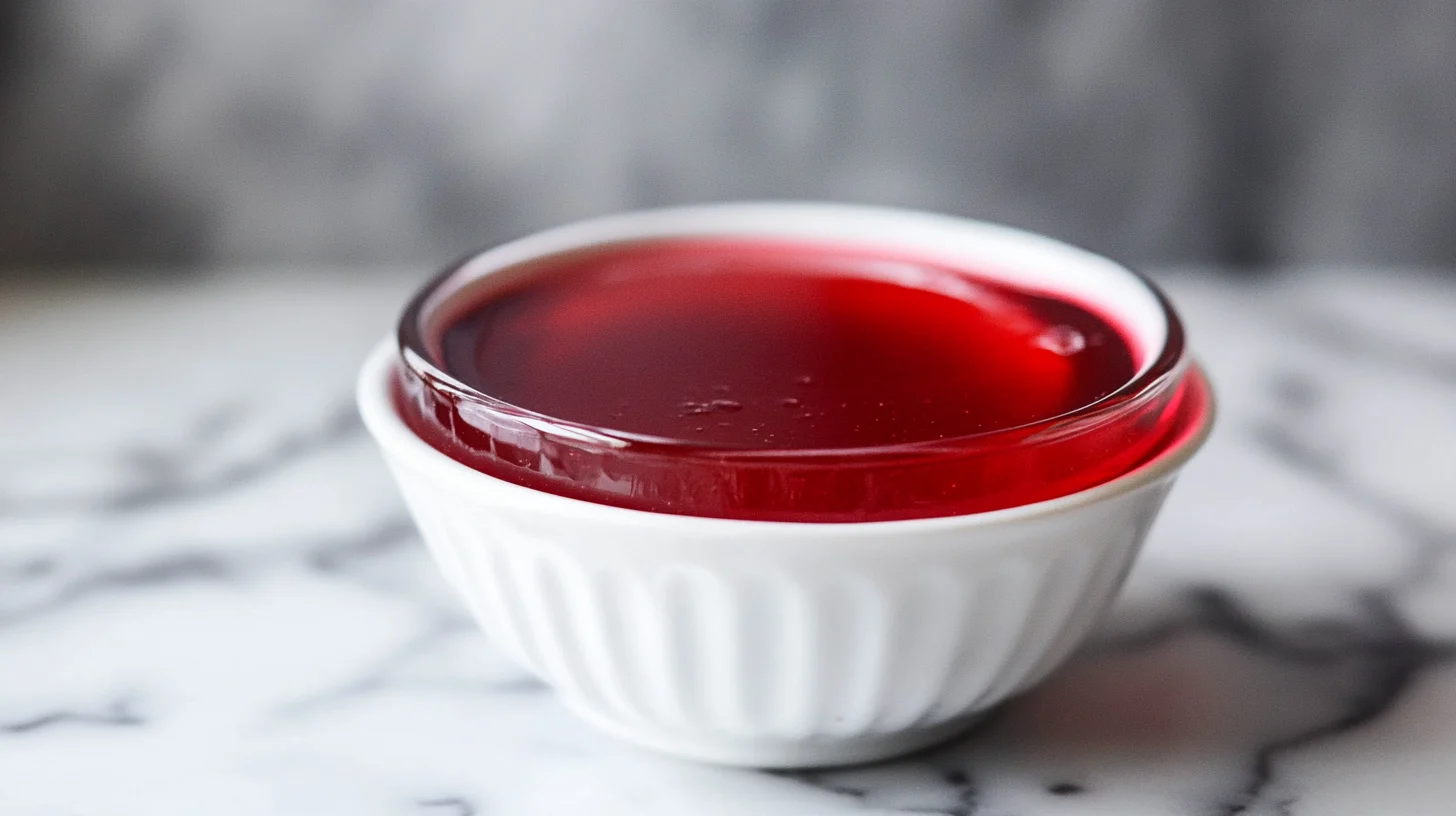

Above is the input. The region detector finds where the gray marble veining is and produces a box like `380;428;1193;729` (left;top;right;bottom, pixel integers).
1;268;1454;814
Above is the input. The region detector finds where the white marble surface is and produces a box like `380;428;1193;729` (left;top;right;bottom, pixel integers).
2;268;1455;815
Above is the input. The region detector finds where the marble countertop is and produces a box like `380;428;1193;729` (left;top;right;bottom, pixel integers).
2;268;1454;815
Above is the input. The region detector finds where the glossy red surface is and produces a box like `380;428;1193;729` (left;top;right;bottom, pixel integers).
399;239;1189;521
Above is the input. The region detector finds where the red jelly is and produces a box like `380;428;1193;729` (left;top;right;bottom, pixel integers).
398;238;1187;522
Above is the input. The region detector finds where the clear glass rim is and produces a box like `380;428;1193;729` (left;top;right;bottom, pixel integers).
396;206;1187;462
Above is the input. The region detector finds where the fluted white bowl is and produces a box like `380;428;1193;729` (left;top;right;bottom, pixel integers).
358;338;1213;768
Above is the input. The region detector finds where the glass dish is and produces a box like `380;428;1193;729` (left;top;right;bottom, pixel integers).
394;204;1190;522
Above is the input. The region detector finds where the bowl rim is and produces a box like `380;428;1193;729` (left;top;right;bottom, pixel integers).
359;336;1217;534
395;201;1188;459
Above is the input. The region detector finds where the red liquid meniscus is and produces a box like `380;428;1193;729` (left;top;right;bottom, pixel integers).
399;239;1188;522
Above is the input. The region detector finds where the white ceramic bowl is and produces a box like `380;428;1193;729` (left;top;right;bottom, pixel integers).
359;204;1214;767
360;374;1212;770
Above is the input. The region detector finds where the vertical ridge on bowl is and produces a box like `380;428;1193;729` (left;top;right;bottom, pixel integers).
577;567;643;723
884;573;969;731
1012;495;1164;692
982;547;1100;707
924;556;1031;723
528;556;602;709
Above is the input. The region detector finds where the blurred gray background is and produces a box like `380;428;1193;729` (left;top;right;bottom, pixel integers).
2;0;1454;271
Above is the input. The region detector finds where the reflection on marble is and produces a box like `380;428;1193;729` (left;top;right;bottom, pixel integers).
1;268;1453;815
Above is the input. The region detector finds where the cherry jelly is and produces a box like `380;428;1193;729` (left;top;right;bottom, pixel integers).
397;239;1188;522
